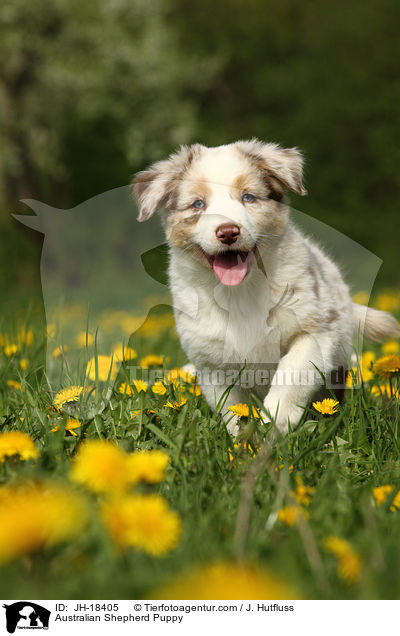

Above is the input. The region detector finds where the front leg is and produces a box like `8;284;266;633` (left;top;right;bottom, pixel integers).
263;331;335;434
199;376;248;437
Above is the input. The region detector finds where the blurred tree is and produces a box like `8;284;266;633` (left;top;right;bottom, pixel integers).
1;0;399;293
0;0;219;208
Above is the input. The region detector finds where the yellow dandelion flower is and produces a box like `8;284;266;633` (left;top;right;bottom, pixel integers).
53;386;84;411
75;332;94;348
133;379;148;393
324;535;352;557
277;506;309;526
101;494;181;556
188;384;202;396
228;442;258;463
337;551;362;585
312;398;339;415
371;382;399;398
112;343;137;362
323;536;362;585
167;368;196;384
228;403;260;418
17;327;34;346
46;323;56;338
352;291;369;305
151;562;299;600
374;291;400;312
373;485;400;511
0;482;88;564
4;344;18;357
0;431;39;462
382;340;399;355
130;410;141;419
140;354;165;368
373;354;400;379
70;440;133;494
294;477;316;506
275;457;294;474
52;345;69;359
151;381;167;396
19;358;28;371
51;418;82;437
7;380;24;391
165;396;187;409
85;355;118;382
119;382;134;396
127;450;170;484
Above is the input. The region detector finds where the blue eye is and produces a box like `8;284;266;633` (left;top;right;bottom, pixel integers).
242;193;256;203
191;199;205;209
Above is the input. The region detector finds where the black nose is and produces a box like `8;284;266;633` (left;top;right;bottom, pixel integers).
216;223;240;245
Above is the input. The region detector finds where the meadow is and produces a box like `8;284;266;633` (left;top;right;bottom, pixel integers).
1;290;400;600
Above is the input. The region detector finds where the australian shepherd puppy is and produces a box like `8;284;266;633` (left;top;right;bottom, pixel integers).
133;139;400;436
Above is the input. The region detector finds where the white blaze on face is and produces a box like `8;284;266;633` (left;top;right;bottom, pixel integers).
189;147;259;264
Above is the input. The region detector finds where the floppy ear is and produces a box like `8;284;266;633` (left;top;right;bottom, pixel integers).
132;144;202;222
237;139;307;196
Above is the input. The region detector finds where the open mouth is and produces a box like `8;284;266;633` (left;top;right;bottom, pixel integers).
204;249;255;286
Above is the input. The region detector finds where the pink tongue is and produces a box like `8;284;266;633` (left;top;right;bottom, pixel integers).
213;252;248;286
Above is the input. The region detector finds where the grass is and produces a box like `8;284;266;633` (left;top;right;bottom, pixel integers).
1;299;400;600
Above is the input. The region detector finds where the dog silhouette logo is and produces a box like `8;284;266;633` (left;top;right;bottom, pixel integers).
3;602;50;633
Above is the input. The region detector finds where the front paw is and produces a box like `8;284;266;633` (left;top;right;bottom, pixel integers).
226;415;240;437
263;395;304;435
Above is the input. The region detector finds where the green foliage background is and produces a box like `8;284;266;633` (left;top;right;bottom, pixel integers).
1;0;399;301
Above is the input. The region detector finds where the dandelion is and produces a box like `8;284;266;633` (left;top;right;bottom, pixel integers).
352;291;369;305
128;450;170;484
275;457;294;474
4;344;18;357
17;327;34;346
374;291;400;312
51;418;81;437
373;485;400;511
112;343;137;362
119;380;148;396
0;431;39;462
52;345;69;359
140;354;165;368
86;355;118;382
167;368;195;384
0;482;88;564
53;386;85;412
101;494;181;556
70;440;132;494
165;396;187;409
228;442;258;463
228;403;260;418
188;384;202;396
371;383;399;399
277;506;308;526
151;562;299;600
7;380;23;391
373;354;400;379
337;551;362;585
382;340;399;355
119;383;134;396
19;358;28;371
323;535;362;584
151;381;167;396
293;477;316;506
312;398;339;415
76;332;94;348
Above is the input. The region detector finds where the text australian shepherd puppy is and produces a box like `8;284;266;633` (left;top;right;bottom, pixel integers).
133;139;400;436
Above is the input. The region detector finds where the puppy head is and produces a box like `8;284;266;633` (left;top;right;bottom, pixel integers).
133;139;306;286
